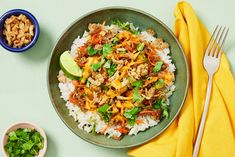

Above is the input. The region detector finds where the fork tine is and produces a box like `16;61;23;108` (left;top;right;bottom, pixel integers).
205;25;219;56
213;27;226;57
209;26;222;56
217;27;229;59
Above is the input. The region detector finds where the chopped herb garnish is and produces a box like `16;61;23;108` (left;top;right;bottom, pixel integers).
91;58;105;71
113;36;119;45
107;63;116;76
153;98;166;109
124;107;141;125
103;60;111;68
126;107;141;115
153;61;163;73
153;99;161;109
131;80;142;88
153;98;170;118
163;109;169;119
103;60;116;76
5;128;44;157
128;118;136;126
132;88;143;102
86;80;90;87
98;103;109;113
111;20;140;34
101;44;113;56
124;107;141;126
154;79;165;89
98;104;111;122
137;43;145;51
87;46;98;56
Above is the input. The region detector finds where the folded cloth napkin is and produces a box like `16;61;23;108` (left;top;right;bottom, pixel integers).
128;2;235;157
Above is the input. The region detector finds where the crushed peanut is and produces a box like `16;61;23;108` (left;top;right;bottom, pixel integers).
3;14;34;48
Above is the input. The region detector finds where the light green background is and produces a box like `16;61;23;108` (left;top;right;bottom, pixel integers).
0;0;234;157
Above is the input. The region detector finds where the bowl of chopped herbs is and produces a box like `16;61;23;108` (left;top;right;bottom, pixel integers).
1;122;47;157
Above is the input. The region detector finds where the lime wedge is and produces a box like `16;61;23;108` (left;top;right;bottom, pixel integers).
59;51;82;77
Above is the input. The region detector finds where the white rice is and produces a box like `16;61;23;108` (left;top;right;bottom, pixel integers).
70;31;90;57
58;22;176;138
157;48;176;73
140;31;156;42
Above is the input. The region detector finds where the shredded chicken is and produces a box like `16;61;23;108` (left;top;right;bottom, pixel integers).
88;74;104;86
92;92;101;104
152;38;169;50
88;23;101;34
109;71;119;82
94;44;103;50
145;88;155;99
111;56;124;64
128;63;149;80
136;63;149;77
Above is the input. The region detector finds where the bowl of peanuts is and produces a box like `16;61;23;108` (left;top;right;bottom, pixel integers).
0;9;40;52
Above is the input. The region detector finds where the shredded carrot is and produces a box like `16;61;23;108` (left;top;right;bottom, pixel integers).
69;94;78;104
138;109;161;120
143;77;158;87
136;119;144;124
115;127;129;134
79;45;87;53
72;80;79;86
90;33;102;45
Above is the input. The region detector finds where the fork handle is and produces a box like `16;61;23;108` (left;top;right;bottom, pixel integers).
193;75;213;157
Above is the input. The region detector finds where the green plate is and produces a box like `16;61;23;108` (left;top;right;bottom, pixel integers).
47;7;189;148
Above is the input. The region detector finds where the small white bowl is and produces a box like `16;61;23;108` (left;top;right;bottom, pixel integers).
1;121;47;157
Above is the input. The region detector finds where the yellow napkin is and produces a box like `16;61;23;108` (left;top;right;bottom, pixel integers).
128;2;235;157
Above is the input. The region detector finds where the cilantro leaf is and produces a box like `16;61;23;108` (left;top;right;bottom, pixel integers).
153;99;161;109
86;80;90;87
131;80;142;88
153;61;163;73
124;107;141;126
91;58;105;71
154;79;165;89
103;60;111;68
98;104;111;122
8;131;19;141
22;140;34;150
123;112;132;119
101;44;113;56
125;107;141;115
153;98;170;119
103;60;116;76
111;20;140;34
98;104;110;113
163;109;169;119
87;46;98;56
128;118;136;126
5;128;44;157
132;88;143;102
113;36;119;45
107;63;116;76
153;98;166;109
